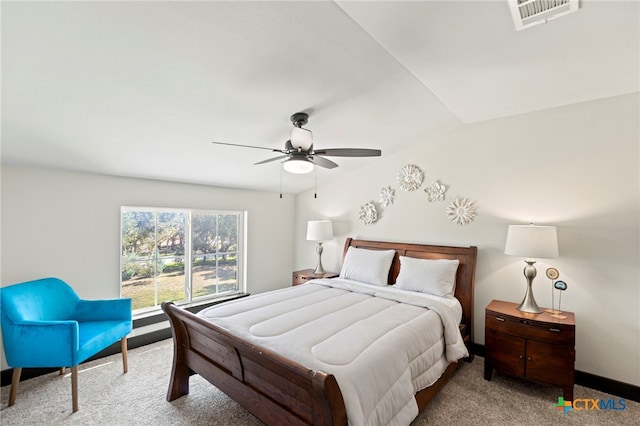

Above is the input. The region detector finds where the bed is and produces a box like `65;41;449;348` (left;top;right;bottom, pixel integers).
162;238;477;425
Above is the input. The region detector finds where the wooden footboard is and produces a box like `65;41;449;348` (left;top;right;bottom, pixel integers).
161;301;347;426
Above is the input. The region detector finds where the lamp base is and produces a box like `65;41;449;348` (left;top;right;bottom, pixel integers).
516;297;542;314
313;242;326;275
516;259;543;314
313;265;326;275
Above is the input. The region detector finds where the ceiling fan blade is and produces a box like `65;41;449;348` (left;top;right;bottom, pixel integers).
212;141;286;153
312;148;381;157
254;155;289;165
309;155;339;169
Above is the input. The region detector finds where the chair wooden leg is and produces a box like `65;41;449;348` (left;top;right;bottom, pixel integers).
71;366;78;413
9;368;21;406
121;337;129;373
60;367;66;375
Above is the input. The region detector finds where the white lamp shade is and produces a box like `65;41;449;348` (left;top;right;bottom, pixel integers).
290;127;313;150
505;224;559;259
306;220;333;241
283;158;314;174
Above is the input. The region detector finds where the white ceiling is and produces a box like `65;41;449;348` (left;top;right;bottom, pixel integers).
2;1;638;193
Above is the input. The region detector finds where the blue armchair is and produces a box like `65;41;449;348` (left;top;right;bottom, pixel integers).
1;277;132;412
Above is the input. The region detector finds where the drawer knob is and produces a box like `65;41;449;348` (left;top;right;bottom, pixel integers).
527;357;532;361
549;328;560;332
519;355;523;359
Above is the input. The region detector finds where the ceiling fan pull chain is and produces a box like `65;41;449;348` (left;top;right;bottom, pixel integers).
279;167;283;199
314;169;317;199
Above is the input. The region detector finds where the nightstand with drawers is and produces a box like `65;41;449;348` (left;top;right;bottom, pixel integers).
292;269;339;286
484;299;576;401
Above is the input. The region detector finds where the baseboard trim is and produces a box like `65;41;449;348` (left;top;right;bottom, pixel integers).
471;343;639;403
574;370;640;403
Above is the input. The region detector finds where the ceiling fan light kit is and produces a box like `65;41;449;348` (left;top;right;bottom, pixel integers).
283;158;314;174
211;111;381;176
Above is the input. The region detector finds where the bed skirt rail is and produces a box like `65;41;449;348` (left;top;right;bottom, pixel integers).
161;302;347;426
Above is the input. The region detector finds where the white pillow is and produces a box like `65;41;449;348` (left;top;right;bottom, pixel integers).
395;256;460;298
339;247;396;286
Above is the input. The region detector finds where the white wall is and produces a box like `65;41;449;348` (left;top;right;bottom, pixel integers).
1;166;295;369
294;93;640;386
2;94;638;386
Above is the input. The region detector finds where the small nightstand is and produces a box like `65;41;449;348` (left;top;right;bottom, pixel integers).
292;269;338;286
484;299;576;401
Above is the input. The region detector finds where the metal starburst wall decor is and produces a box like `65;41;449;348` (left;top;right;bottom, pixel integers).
397;164;424;191
446;197;477;225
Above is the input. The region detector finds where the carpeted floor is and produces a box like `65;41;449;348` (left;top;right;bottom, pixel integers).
1;339;637;425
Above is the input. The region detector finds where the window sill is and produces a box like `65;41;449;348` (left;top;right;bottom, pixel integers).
132;293;250;329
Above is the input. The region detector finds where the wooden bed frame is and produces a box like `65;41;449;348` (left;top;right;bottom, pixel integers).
162;238;477;425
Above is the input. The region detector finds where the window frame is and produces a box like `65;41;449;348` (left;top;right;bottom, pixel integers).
120;206;247;315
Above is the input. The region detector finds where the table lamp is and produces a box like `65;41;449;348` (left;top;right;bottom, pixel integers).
504;224;559;313
306;220;333;275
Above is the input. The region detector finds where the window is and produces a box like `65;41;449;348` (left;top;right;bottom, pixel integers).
120;207;245;313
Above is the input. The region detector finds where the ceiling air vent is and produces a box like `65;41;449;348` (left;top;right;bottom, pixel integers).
508;0;580;31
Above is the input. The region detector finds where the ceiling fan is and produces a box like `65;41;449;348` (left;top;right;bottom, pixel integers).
211;112;381;174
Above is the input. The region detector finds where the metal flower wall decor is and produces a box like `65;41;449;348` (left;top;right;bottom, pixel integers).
358;201;378;226
355;162;479;227
379;186;395;207
424;181;447;202
446;197;477;225
397;164;424;191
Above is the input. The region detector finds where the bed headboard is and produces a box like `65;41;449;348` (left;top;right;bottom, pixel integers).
343;238;478;344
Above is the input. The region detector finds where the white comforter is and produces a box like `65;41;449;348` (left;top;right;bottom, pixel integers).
198;278;468;426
